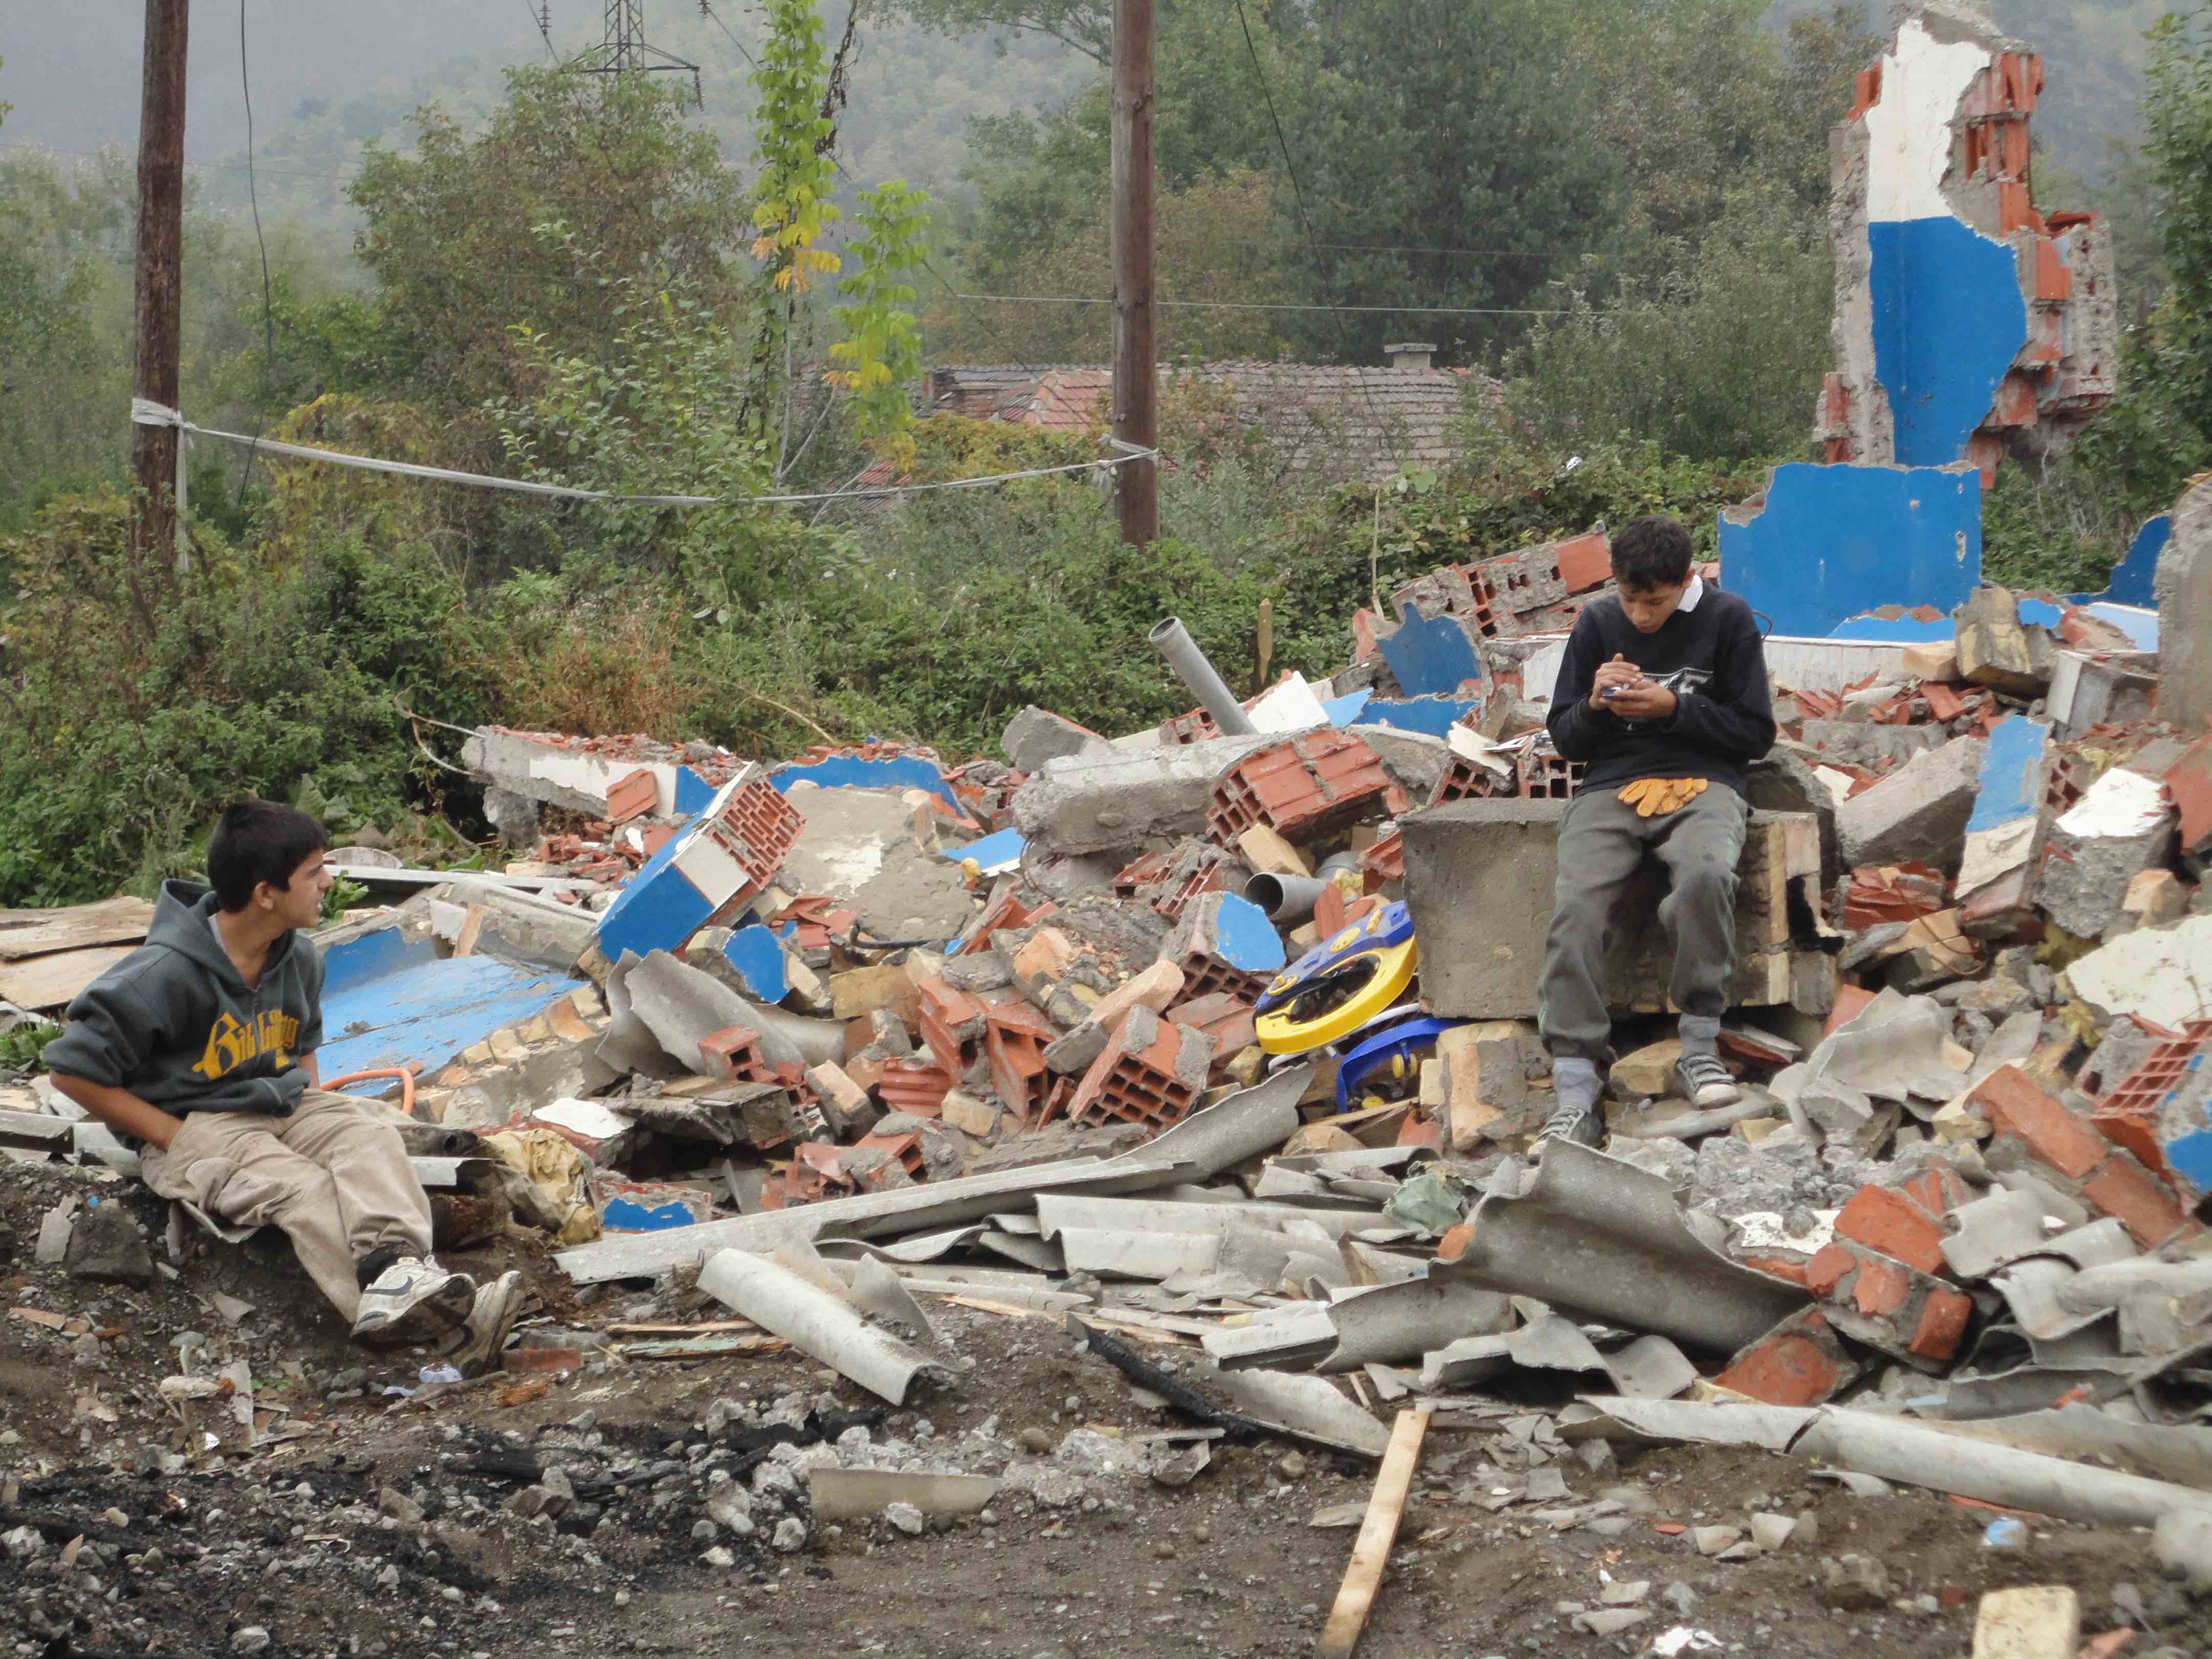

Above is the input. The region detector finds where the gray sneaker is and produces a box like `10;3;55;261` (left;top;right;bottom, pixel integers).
352;1256;474;1348
437;1270;527;1378
1673;1052;1740;1108
1537;1097;1607;1148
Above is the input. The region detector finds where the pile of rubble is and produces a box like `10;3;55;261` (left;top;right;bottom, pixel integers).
13;492;2212;1586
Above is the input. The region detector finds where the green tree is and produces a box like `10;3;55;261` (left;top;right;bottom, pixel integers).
348;65;752;413
1274;0;1626;364
1506;187;1830;463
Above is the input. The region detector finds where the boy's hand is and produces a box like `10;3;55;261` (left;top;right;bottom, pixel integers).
1588;654;1643;711
1606;681;1678;720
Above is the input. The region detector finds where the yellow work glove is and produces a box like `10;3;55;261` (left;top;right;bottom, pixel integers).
1617;776;1708;818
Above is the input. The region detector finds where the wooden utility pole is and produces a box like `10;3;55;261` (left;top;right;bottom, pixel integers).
132;0;190;567
1110;0;1157;546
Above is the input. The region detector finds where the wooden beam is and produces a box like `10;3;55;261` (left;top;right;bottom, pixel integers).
0;897;156;962
1109;0;1157;546
1316;1403;1432;1659
131;0;190;568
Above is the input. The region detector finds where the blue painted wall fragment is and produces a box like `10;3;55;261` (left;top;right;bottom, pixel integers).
1718;462;1981;637
317;929;573;1086
1322;688;1374;727
590;819;715;964
1355;696;1483;737
1965;715;2049;834
1867;217;2029;467
2075;516;2171;611
1375;600;1483;698
770;753;959;812
1212;892;1287;973
719;924;790;1004
601;1197;699;1232
948;827;1025;875
2084;603;2158;650
672;766;718;816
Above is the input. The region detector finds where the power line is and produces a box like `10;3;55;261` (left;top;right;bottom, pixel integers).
1232;0;1400;407
940;290;1580;317
522;0;561;62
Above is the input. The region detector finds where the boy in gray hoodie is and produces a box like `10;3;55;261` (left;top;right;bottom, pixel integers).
46;802;520;1369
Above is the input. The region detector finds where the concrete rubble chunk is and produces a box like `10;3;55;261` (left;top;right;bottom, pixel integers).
63;1199;154;1287
1955;584;2055;698
2156;474;2212;732
1011;733;1277;857
1836;735;1987;871
1969;1586;2078;1659
1002;706;1110;774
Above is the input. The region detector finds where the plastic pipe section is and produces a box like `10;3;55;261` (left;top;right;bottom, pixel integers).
1148;617;1258;737
1244;853;1360;924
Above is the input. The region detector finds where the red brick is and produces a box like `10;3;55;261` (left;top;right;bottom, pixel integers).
1822;986;1877;1040
877;1056;952;1117
1741;1256;1815;1290
1834;1185;1948;1276
2162;735;2212;855
698;1025;769;1083
1969;1065;2109;1179
1852;1252;1910;1318
2080;1155;2200;1249
1714;1309;1855;1407
1899;1165;1969;1225
1436;1221;1473;1263
605;768;658;824
916;977;989;1077
1909;1285;1973;1362
1553;533;1613;596
1804;1244;1856;1299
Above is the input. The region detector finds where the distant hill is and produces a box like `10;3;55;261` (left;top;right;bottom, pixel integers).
0;3;1089;237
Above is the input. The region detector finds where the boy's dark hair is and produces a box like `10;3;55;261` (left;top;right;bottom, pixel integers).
208;802;329;912
1610;515;1695;590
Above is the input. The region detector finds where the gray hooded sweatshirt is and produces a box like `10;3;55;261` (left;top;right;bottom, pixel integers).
42;879;325;1118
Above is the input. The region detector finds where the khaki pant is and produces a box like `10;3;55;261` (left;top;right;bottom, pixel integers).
1537;783;1749;1064
140;1088;433;1323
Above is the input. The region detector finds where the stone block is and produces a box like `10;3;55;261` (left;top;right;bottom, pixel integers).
1955;583;2055;697
1969;1586;2077;1659
1002;706;1108;775
2036;767;2176;940
62;1199;153;1287
1836;735;1987;871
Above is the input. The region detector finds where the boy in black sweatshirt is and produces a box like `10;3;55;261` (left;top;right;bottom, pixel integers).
45;802;521;1369
1535;516;1776;1146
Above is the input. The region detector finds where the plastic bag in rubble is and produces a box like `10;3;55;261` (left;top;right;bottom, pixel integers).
1382;1170;1463;1236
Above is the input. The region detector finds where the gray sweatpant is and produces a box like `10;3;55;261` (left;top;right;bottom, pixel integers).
1536;783;1749;1064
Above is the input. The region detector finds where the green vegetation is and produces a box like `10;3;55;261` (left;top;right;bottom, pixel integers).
1;3;2209;909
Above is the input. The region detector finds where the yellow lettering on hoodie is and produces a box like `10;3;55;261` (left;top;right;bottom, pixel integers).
190;1009;302;1081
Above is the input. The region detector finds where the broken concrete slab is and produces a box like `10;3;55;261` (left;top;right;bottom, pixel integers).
775;782;980;940
2037;767;2176;940
1001;706;1110;774
2063;912;2212;1029
698;1249;941;1405
1836;734;1987;871
1011;733;1278;857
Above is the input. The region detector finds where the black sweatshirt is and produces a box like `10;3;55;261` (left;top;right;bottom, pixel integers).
1544;580;1776;797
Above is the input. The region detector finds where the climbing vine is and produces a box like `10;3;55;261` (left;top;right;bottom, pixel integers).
830;180;932;468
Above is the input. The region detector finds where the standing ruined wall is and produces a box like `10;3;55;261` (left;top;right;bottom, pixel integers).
1817;1;2118;485
1721;2;2120;635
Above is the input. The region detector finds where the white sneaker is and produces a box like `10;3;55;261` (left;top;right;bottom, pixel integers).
438;1270;527;1378
351;1255;475;1347
1674;1052;1741;1109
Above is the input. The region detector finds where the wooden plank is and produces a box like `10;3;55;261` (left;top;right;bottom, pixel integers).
1316;1405;1432;1659
0;898;154;962
0;946;137;1012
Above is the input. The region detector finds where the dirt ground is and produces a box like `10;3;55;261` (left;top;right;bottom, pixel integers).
4;1154;2207;1659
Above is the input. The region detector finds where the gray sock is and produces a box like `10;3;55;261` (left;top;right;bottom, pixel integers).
1678;1014;1721;1059
1553;1056;1602;1115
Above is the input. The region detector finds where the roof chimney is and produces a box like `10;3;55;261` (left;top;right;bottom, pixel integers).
1384;342;1435;372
